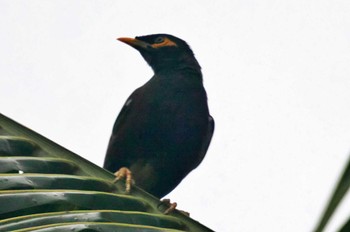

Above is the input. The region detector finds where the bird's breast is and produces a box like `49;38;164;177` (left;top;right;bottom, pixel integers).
127;80;210;154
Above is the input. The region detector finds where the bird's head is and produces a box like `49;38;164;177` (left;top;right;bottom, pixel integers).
117;34;201;74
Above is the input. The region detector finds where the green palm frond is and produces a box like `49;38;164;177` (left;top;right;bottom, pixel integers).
0;113;213;232
314;156;350;232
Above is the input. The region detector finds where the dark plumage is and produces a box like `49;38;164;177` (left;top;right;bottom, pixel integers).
104;34;214;198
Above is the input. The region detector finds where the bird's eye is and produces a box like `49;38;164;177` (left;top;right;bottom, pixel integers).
154;37;165;44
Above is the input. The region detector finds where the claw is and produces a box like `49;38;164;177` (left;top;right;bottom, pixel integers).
162;199;177;214
113;167;133;194
161;199;189;216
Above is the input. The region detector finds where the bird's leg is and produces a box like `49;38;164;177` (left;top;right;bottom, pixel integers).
161;199;189;216
113;167;133;194
162;199;177;215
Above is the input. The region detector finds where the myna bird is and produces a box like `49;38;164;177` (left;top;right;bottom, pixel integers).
104;34;214;200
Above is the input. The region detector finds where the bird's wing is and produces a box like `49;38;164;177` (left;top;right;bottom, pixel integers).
103;90;140;170
197;115;215;165
111;91;138;134
205;115;215;152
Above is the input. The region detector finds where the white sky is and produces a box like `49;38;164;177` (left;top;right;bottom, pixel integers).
1;1;350;231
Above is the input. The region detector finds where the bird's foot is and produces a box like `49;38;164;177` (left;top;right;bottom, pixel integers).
161;199;189;216
162;199;177;214
113;167;133;194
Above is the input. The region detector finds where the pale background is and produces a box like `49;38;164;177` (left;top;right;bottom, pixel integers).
1;1;350;231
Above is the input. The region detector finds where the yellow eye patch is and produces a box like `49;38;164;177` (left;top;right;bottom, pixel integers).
151;37;178;48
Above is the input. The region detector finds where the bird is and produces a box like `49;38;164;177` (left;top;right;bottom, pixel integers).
103;34;214;200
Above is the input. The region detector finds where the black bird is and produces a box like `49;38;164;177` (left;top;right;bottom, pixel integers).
104;34;214;199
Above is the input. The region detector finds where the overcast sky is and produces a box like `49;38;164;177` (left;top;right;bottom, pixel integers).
1;1;350;231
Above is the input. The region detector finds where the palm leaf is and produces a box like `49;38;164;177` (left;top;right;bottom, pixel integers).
314;156;350;232
0;113;213;232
